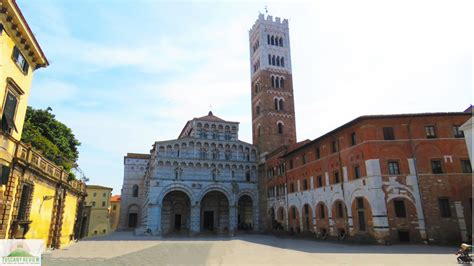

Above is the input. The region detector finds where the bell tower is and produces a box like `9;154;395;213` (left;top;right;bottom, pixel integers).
249;14;297;158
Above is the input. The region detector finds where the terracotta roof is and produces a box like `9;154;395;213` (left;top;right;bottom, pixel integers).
125;153;150;159
86;184;113;190
196;111;226;122
110;195;121;202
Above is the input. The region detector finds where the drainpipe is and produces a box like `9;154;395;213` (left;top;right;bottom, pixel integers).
408;118;430;244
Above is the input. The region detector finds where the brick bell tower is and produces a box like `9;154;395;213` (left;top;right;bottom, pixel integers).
249;13;297;158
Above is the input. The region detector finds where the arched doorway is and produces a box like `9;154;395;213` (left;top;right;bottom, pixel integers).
200;191;229;233
302;204;313;232
288;206;300;233
238;195;253;230
161;191;191;235
276;206;286;231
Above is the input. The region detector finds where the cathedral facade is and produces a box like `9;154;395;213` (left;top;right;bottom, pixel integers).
120;112;258;236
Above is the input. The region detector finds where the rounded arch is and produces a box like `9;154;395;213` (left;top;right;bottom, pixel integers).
386;196;420;243
197;184;233;204
161;190;191;234
126;204;140;228
157;183;195;205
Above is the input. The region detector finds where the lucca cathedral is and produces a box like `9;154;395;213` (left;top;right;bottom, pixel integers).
119;13;290;236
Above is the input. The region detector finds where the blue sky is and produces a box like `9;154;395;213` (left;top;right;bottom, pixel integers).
17;0;472;195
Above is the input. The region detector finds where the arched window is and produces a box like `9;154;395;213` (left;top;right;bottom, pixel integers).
280;78;284;88
276;77;280;88
267;35;270;45
277;122;284;134
268;54;271;65
132;185;139;197
258;125;262;137
274;98;279;110
279;37;283;47
271;36;275;45
272;55;276;66
281;57;285;67
276;56;280;66
254;83;258;94
271;76;275;88
256;104;260;114
279;99;284;111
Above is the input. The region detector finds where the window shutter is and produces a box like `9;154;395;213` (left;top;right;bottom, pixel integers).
1;165;11;185
22;61;29;74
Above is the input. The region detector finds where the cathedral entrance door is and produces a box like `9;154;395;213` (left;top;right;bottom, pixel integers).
174;214;182;230
128;213;138;228
203;211;214;231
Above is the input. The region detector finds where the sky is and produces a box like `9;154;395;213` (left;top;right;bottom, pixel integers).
17;0;472;195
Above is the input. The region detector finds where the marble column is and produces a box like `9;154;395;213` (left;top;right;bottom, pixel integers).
229;205;237;236
190;204;201;236
147;204;161;236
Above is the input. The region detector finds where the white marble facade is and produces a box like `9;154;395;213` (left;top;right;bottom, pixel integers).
121;112;259;236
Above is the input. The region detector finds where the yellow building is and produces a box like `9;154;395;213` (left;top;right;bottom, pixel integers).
83;185;112;237
109;195;121;231
0;0;86;249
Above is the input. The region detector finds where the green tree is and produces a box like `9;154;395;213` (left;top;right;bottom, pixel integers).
21;107;80;178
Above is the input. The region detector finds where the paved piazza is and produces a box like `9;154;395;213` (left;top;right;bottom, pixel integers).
43;231;457;265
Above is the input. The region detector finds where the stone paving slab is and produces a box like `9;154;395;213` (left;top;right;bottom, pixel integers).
42;232;459;265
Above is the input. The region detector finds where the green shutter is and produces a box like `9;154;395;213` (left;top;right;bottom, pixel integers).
1;165;11;185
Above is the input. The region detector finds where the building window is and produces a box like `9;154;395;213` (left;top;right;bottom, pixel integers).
289;183;295;193
132;185;139;197
289;159;293;169
331;141;337;153
394;200;406;218
12;46;29;74
425;126;436;138
292;207;296;220
316;147;320;159
438;198;451;217
319;205;325;219
461;160;472;173
302;154;306;164
354;165;361;179
102;201;106;207
383;127;395;140
334;171;340;184
452;125;464;138
277;122;283;134
103;193;106;197
113;205;117;210
350;132;356;146
317;175;323;187
246;171;251;182
93;192;97;197
302;179;308;190
256;105;260;115
1;91;19;134
430;160;443;174
92;201;96;207
388;161;400;175
0;165;11;186
17;184;32;220
336;202;344;218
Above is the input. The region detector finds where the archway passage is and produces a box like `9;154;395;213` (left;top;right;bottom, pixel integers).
302;204;313;232
161;191;191;235
200;191;229;233
238;195;253;230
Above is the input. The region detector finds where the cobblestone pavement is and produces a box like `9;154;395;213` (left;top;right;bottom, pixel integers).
42;231;458;266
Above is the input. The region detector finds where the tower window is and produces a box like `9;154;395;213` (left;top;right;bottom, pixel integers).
271;35;275;45
461;159;472;173
279;37;283;47
274;98;278;110
271;76;275;87
281;57;285;67
256;104;260;115
280;78;284;88
267;35;270;45
277;122;284;134
388;161;400;175
276;56;281;66
272;55;276;66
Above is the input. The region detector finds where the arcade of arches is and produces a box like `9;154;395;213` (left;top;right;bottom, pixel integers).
157;190;256;235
